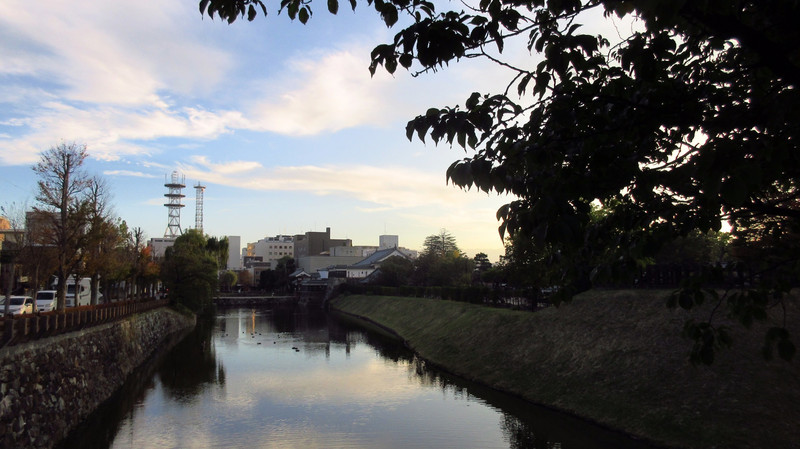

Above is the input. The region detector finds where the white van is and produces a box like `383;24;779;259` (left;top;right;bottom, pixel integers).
35;290;57;312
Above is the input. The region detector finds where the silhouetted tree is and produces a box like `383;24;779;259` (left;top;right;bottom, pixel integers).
202;0;800;361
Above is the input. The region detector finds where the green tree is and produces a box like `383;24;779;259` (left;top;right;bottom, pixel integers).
206;236;230;269
103;220;134;301
654;230;730;266
473;253;492;272
375;255;414;287
414;231;473;286
421;229;461;258
237;269;253;289
161;230;220;312
220;270;238;292
260;256;296;293
202;0;799;361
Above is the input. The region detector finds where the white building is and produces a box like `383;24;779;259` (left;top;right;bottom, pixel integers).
379;235;399;249
345;247;411;279
247;235;294;268
227;235;241;270
148;237;176;258
330;245;377;258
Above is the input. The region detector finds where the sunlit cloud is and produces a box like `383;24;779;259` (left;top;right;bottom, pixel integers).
177;159;476;210
246;49;400;135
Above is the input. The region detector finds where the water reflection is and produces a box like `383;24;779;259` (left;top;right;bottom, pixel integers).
60;305;655;449
157;317;225;403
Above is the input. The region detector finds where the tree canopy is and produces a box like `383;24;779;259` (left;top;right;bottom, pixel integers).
161;230;220;312
201;0;800;362
421;228;461;258
414;230;473;286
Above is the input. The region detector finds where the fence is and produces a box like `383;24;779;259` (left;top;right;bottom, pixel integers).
0;298;170;348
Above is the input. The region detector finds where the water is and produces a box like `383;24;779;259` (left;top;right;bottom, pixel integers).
61;306;656;449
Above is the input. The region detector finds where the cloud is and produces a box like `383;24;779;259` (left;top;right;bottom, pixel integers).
0;102;250;165
103;170;157;178
245;49;400;135
187;155;263;174
0;1;231;105
0;0;242;165
0;0;483;167
176;157;477;211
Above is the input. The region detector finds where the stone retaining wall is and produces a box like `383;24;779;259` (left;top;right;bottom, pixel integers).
0;307;195;448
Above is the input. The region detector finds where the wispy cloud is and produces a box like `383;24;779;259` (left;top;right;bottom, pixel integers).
103;170;157;178
187;155;263;174
177;158;478;210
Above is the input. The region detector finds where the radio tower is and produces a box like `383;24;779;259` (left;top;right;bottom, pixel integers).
163;171;185;238
195;182;206;234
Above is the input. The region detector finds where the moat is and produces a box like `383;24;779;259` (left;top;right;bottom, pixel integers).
60;306;656;448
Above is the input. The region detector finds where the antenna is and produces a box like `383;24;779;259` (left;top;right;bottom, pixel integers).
163;171;185;238
195;182;206;234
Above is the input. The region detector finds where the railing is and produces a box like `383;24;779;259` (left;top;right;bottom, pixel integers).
0;298;170;348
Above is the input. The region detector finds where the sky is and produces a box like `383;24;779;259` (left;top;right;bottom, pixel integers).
0;1;624;263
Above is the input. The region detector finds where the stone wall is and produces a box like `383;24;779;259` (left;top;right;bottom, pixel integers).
0;307;195;448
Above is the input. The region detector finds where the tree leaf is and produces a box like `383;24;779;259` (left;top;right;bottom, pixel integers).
328;0;339;14
298;6;310;24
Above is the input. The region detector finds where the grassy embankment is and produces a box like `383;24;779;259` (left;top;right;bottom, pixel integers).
330;290;800;449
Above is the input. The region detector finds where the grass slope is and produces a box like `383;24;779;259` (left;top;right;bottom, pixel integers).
330;290;800;449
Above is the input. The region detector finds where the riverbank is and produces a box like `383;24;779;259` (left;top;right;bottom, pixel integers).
0;307;195;448
329;290;800;449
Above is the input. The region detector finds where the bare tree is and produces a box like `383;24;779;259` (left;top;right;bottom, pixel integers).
128;226;147;300
33;142;92;311
82;176;117;305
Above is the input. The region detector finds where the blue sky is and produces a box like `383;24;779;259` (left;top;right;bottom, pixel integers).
0;1;624;262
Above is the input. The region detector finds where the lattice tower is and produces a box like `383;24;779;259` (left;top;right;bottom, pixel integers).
195;182;206;234
163;171;185;238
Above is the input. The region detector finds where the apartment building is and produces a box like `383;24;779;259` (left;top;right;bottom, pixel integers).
247;235;295;268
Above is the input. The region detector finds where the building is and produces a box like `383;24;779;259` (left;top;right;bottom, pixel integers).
297;255;363;275
345;247;411;280
148;237;176;259
247;235;294;269
227;235;242;270
379;235;399;249
329;245;377;258
293;227;352;259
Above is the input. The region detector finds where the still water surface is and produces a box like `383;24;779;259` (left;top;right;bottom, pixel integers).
62;306;656;449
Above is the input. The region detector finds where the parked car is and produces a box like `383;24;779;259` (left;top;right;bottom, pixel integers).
0;296;34;316
35;290;57;312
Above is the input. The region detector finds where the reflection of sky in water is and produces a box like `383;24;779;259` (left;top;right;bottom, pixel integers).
110;308;507;449
104;308;653;449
